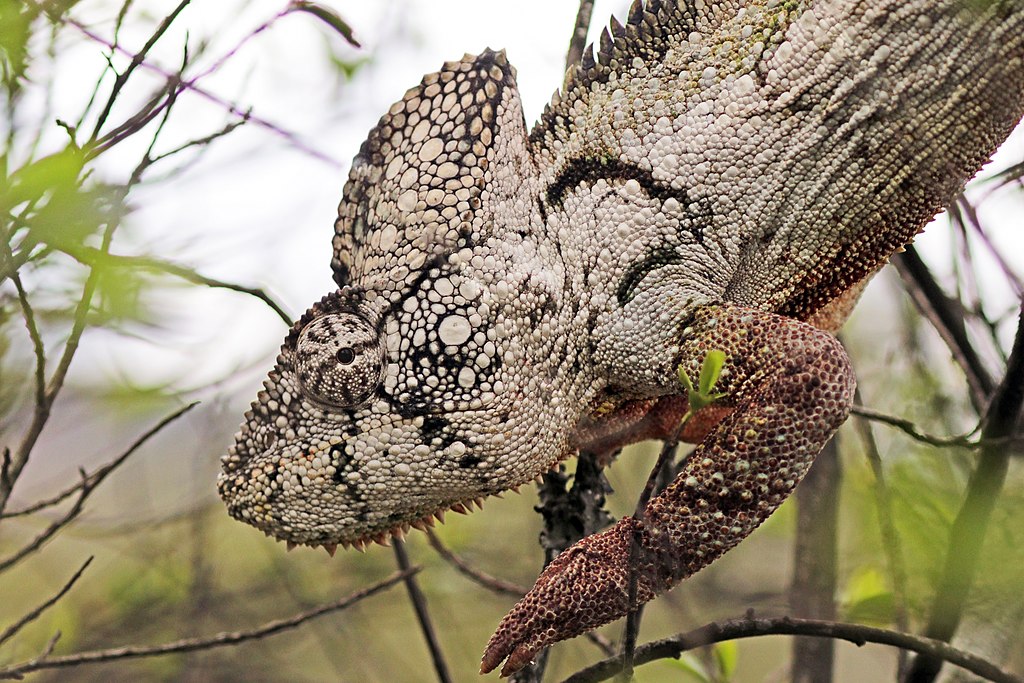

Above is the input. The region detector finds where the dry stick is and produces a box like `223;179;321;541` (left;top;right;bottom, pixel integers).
1;402;197;520
11;274;46;408
89;0;192;139
851;388;911;678
1;221;117;516
0;568;415;681
0;402;198;571
789;438;840;683
894;248;994;412
40;3;341;166
619;439;680;681
560;616;1024;683
564;0;596;84
425;529;528;597
392;540;453;683
59;247;292;326
850;405;982;449
0;556;93;648
906;304;1024;683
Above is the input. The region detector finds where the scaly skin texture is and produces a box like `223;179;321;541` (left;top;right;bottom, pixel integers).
218;0;1024;675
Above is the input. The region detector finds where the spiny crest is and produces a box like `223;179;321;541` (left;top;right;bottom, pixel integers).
331;49;518;290
532;0;703;145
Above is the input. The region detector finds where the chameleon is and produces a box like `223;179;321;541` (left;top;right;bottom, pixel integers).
218;0;1024;675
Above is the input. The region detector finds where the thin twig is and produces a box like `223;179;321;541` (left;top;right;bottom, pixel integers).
59;247;292;326
789;439;840;683
0;569;415;680
850;405;984;449
425;529;527;597
1;218;117;515
907;304;1024;682
564;0;596;76
1;402;198;520
90;0;192;139
0;474;92;573
851;388;910;677
35;1;341;167
561;615;1024;683
392;540;453;683
620;439;679;680
11;269;46;409
0;557;93;647
894;248;995;412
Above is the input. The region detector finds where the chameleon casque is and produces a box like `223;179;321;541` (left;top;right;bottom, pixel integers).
219;0;1024;675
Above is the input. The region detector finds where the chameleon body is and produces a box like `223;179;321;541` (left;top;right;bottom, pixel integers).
219;0;1024;675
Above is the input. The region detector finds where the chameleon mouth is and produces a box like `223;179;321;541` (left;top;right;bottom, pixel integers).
272;488;520;557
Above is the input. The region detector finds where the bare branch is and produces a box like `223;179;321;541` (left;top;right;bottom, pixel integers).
894;248;995;412
565;0;596;75
90;0;192;139
0;568;415;680
850;405;983;449
561;616;1024;683
392;540;453;683
2;402;198;521
58;246;292;326
11;274;45;407
425;529;528;597
621;439;680;679
851;388;910;677
0;221;116;515
0;557;93;648
907;304;1024;682
0;473;92;573
32;2;342;167
790;439;840;683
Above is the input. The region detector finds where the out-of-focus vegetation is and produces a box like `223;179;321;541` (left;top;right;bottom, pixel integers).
1;2;1022;682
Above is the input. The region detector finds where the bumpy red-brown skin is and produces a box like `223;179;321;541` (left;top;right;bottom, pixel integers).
481;304;855;675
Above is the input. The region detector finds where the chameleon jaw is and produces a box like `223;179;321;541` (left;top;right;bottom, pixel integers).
268;492;502;557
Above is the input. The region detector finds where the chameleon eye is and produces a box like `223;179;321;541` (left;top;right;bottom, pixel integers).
294;313;384;408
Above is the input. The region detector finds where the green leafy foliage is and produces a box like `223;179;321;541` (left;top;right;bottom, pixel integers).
678;349;727;415
0;0;36;95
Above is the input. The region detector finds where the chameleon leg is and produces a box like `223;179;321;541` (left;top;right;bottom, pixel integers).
481;303;856;675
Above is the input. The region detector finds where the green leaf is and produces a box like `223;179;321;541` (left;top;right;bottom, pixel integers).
678;349;728;414
0;0;37;92
2;146;85;210
660;653;711;682
698;349;726;396
290;1;361;47
841;566;895;624
713;640;739;679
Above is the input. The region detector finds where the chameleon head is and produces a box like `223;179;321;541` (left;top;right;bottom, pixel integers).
218;49;593;551
217;268;574;550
